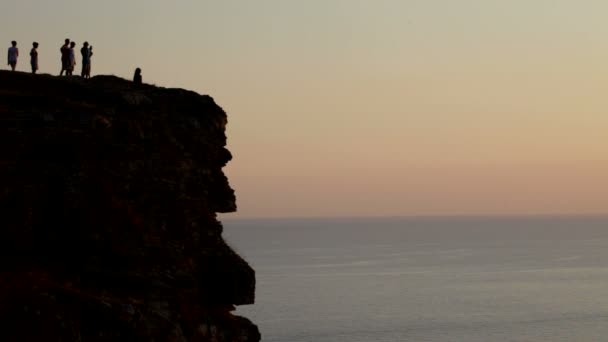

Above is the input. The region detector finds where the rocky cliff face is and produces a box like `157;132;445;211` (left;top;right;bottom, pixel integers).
0;71;260;341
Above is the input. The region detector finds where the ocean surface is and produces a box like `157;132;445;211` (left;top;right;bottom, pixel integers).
223;216;608;341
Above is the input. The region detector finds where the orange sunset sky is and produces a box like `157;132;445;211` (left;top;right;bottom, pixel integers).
4;1;608;218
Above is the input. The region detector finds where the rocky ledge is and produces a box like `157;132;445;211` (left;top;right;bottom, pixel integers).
0;71;259;341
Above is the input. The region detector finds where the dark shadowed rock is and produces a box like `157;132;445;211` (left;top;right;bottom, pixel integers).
0;71;259;341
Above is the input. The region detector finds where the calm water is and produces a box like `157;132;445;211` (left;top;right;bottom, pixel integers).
223;216;608;341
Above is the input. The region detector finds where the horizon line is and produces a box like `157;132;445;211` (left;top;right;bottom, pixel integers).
219;212;608;221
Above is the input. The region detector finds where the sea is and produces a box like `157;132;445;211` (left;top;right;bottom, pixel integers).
223;216;608;342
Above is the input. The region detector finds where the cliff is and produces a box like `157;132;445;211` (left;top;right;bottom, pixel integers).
0;71;260;341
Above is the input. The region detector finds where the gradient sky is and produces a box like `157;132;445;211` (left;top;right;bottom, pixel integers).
4;1;608;218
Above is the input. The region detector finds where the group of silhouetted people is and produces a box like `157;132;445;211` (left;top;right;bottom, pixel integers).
8;40;41;74
58;39;93;78
7;39;143;84
7;39;93;77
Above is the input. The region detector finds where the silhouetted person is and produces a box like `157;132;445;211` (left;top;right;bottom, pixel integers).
30;42;39;74
133;68;142;85
60;39;70;75
66;42;76;76
80;42;93;78
7;41;18;71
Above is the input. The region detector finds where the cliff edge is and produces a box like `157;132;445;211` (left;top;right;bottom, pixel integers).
0;71;260;341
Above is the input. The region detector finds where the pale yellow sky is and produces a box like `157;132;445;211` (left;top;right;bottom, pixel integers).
4;1;608;217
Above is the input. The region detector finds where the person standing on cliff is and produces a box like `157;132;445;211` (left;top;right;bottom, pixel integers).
30;42;39;74
133;68;142;85
80;42;93;78
7;41;18;71
66;42;76;76
59;39;70;76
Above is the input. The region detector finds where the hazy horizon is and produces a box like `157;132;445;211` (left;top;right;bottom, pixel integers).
221;212;608;221
4;1;608;218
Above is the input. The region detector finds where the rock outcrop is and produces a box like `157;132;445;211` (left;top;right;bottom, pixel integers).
0;71;260;341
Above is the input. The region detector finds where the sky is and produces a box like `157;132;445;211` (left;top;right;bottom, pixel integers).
3;1;608;218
